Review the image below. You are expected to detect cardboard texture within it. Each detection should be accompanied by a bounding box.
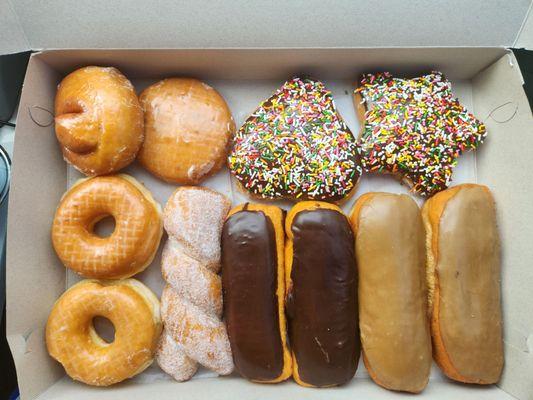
[6,56,66,399]
[0,0,29,54]
[473,53,533,400]
[515,3,533,49]
[36,376,515,400]
[6,48,533,400]
[1,0,532,54]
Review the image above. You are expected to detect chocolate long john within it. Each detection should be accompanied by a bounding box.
[221,204,292,383]
[285,202,360,387]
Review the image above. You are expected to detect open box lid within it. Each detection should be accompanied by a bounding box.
[0,0,532,54]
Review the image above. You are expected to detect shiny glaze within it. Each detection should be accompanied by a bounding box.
[287,207,359,387]
[222,210,284,381]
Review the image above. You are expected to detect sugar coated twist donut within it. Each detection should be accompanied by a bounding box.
[52,174,163,279]
[46,279,162,386]
[55,66,144,176]
[156,186,234,381]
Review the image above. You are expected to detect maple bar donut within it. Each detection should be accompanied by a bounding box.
[354,72,486,196]
[55,66,144,176]
[221,204,292,383]
[52,174,163,279]
[422,184,503,384]
[285,202,359,387]
[349,193,432,393]
[139,78,235,184]
[46,279,162,386]
[229,77,361,202]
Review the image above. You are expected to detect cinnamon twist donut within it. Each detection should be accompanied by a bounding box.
[156,187,233,381]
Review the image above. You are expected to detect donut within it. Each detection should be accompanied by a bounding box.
[46,279,161,386]
[157,186,233,381]
[55,66,144,176]
[422,184,503,384]
[354,72,486,196]
[138,78,235,184]
[221,203,292,383]
[228,77,361,202]
[349,193,432,393]
[52,174,163,279]
[285,201,359,387]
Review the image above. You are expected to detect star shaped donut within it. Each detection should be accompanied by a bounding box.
[354,71,486,196]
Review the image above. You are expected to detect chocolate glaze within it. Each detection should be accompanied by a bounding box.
[221,210,283,381]
[287,209,359,386]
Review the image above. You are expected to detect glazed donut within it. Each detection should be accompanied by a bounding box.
[156,186,234,381]
[285,202,360,387]
[422,184,503,384]
[350,193,431,393]
[46,279,162,386]
[55,66,144,176]
[52,174,163,279]
[221,204,292,383]
[139,78,235,184]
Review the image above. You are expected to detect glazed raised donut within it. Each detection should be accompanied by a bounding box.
[285,202,360,387]
[221,203,292,383]
[139,78,235,184]
[52,174,163,279]
[422,184,503,384]
[55,66,144,176]
[156,186,234,381]
[46,279,162,386]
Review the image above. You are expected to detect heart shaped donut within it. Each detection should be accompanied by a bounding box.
[228,77,361,202]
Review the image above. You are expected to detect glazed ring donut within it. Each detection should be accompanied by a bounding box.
[55,66,144,176]
[46,279,162,386]
[52,174,163,279]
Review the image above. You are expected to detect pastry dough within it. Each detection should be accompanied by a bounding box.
[221,204,292,383]
[285,201,359,387]
[51,174,162,279]
[156,187,233,381]
[422,184,503,384]
[46,279,161,386]
[55,66,144,176]
[350,192,431,393]
[139,78,234,184]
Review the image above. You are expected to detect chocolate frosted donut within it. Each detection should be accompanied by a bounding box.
[221,204,292,383]
[229,77,361,202]
[285,202,360,387]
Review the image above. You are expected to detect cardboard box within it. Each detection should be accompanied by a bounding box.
[1,2,532,399]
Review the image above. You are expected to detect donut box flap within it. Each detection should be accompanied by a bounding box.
[0,0,532,55]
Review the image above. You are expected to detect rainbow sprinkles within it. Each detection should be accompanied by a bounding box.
[355,71,486,196]
[229,77,361,201]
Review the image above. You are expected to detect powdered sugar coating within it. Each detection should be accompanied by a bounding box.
[157,186,233,380]
[156,329,198,382]
[161,286,233,375]
[162,238,222,317]
[163,187,231,269]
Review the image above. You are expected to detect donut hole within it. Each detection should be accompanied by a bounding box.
[92,316,116,344]
[92,215,116,238]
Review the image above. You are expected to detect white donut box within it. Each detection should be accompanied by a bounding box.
[1,1,532,399]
